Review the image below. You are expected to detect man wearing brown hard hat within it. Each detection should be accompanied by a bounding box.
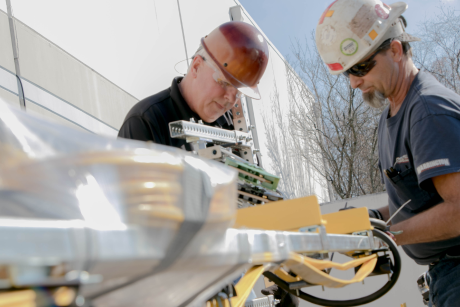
[118,21,269,150]
[118,21,300,306]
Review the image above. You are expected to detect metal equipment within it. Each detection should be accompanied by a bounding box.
[169,118,283,207]
[0,99,402,307]
[417,272,431,305]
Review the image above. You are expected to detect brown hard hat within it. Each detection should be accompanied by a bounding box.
[201,21,269,99]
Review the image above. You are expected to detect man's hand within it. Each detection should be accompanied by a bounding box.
[389,172,460,245]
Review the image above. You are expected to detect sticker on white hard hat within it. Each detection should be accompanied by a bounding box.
[341,38,358,56]
[350,4,378,38]
[375,3,389,19]
[318,0,338,25]
[321,25,337,46]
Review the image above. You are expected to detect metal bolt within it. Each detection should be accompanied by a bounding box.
[246,137,253,142]
[198,120,203,124]
[236,112,240,116]
[190,118,196,123]
[239,128,243,131]
[244,151,248,155]
[212,150,217,155]
[238,120,241,123]
[254,149,260,153]
[235,104,239,108]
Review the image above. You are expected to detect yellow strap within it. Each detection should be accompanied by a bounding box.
[273,267,301,283]
[283,253,377,288]
[231,265,265,307]
[206,265,265,307]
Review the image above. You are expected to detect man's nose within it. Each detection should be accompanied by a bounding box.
[225,86,239,105]
[349,74,363,89]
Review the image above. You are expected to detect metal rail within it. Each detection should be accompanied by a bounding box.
[169,120,253,146]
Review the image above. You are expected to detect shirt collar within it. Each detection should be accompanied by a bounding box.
[170,77,199,122]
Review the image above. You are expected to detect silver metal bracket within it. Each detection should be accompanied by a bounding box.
[169,120,253,147]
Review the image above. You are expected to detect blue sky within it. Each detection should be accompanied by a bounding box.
[239,0,459,59]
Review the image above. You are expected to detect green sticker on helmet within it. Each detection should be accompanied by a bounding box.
[340,38,358,56]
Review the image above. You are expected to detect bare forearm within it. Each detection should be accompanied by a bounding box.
[390,201,460,245]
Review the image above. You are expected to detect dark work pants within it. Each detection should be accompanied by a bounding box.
[428,254,460,307]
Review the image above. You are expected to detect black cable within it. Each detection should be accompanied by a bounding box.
[16,75,26,109]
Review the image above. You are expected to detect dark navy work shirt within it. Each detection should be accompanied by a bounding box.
[118,77,233,150]
[378,71,460,265]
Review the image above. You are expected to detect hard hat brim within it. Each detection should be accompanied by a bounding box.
[238,85,261,100]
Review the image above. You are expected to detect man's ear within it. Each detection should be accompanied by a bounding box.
[190,55,203,78]
[389,40,404,62]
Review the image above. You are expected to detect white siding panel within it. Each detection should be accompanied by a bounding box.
[0,66,17,96]
[13,18,138,130]
[0,10,15,73]
[22,78,117,137]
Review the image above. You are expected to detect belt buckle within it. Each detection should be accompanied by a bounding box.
[429,259,440,269]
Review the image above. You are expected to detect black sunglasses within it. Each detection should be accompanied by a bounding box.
[343,39,392,78]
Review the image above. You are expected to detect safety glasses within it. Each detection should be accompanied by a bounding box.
[201,56,242,101]
[343,39,392,78]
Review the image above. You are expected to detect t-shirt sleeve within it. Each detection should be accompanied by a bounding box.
[118,116,157,142]
[411,114,460,186]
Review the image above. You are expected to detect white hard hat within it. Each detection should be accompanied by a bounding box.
[316,0,420,75]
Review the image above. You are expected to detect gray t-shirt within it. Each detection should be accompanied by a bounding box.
[378,71,460,265]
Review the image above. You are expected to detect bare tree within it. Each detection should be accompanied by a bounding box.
[286,36,385,200]
[261,81,329,201]
[413,7,460,94]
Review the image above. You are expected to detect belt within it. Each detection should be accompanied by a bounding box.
[446,245,460,257]
[429,245,460,268]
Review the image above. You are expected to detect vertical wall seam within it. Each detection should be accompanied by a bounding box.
[176,0,190,68]
[6,0,26,110]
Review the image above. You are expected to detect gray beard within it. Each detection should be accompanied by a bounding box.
[362,90,388,108]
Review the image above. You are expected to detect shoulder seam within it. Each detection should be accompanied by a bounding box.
[410,113,459,130]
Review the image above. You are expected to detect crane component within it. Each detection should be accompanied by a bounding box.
[0,99,400,307]
[169,119,282,204]
[234,195,324,232]
[225,157,280,191]
[169,120,253,147]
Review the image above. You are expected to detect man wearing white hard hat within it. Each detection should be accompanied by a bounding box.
[316,1,460,306]
[118,21,269,151]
